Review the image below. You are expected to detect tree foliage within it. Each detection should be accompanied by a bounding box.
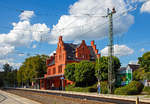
[0,72,4,87]
[64,63,76,82]
[138,51,150,72]
[134,51,150,81]
[95,56,121,81]
[65,60,96,87]
[75,60,96,87]
[17,55,48,86]
[1,63,17,87]
[3,63,13,73]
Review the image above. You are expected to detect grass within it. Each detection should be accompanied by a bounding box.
[65,84,97,93]
[144,95,150,98]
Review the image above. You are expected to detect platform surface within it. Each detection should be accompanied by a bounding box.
[0,90,41,104]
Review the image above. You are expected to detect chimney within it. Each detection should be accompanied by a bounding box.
[91,40,94,46]
[59,36,63,41]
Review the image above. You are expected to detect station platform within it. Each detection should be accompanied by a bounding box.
[0,90,41,104]
[14,88,150,103]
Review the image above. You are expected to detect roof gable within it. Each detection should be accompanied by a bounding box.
[64,42,97,61]
[128,64,140,71]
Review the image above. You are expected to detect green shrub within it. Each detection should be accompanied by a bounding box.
[65,82,109,93]
[65,84,95,92]
[114,81,144,95]
[100,81,108,94]
[143,86,150,95]
[114,87,128,95]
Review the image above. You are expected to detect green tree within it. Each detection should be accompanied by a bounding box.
[2,63,13,87]
[0,72,4,87]
[3,63,12,73]
[17,66,24,86]
[138,51,150,72]
[95,56,121,81]
[17,55,48,86]
[74,60,96,87]
[2,63,17,87]
[64,63,76,82]
[133,68,146,81]
[134,51,150,81]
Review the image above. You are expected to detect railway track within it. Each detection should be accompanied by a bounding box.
[3,88,150,104]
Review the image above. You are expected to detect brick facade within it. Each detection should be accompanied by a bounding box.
[40,36,100,90]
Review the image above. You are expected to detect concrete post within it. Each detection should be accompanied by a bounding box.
[136,97,139,104]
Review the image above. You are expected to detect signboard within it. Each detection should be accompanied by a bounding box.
[60,76,64,80]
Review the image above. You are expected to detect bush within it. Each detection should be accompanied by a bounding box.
[114,81,144,95]
[65,82,108,93]
[143,86,150,95]
[65,84,97,92]
[100,81,108,94]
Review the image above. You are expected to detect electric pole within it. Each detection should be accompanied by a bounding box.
[106,8,116,94]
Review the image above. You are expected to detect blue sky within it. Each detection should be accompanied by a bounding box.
[0,0,150,69]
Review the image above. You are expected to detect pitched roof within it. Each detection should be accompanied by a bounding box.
[64,43,97,61]
[119,67,126,71]
[128,64,140,71]
[48,59,55,66]
[64,43,79,60]
[88,46,97,61]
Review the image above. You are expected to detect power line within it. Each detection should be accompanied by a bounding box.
[80,5,137,37]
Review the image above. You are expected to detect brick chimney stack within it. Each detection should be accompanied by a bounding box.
[59,36,63,41]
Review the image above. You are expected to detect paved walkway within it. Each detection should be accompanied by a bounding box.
[0,90,41,104]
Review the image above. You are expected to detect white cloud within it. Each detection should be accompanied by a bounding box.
[32,44,37,48]
[18,53,25,57]
[0,10,51,66]
[0,44,15,56]
[0,58,22,70]
[140,48,145,52]
[19,11,34,21]
[31,23,50,42]
[49,0,135,44]
[73,40,82,44]
[101,44,134,57]
[141,0,150,13]
[0,21,50,47]
[129,60,138,64]
[0,10,51,57]
[50,51,56,56]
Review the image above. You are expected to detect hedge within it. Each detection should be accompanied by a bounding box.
[65,81,108,93]
[100,81,108,94]
[143,86,150,95]
[114,81,144,95]
[65,84,97,92]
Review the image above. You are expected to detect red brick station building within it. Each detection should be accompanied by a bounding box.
[39,36,100,90]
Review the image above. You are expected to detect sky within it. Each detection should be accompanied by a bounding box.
[0,0,150,70]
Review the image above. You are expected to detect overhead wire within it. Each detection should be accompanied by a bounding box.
[0,1,139,59]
